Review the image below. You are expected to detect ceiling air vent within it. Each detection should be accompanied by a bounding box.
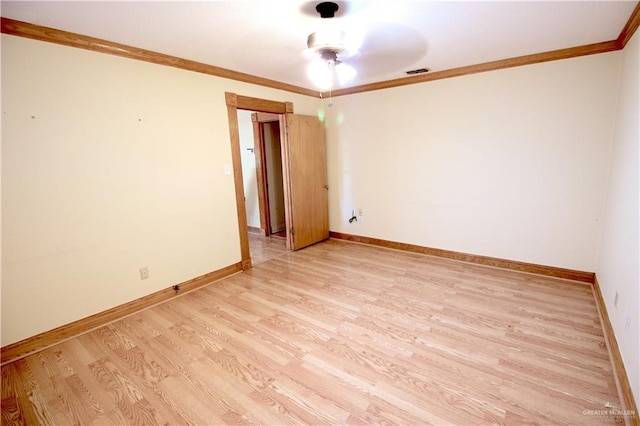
[406,68,430,75]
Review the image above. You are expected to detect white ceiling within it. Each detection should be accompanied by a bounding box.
[1,1,637,92]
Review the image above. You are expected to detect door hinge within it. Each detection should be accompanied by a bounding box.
[290,227,295,235]
[284,126,289,134]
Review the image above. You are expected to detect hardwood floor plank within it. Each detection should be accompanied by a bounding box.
[249,234,288,266]
[1,239,630,425]
[269,373,352,425]
[2,362,40,425]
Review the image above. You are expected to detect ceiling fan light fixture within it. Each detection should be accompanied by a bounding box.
[307,59,333,91]
[307,54,357,90]
[335,61,356,85]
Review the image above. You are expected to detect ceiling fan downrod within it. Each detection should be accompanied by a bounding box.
[316,2,339,18]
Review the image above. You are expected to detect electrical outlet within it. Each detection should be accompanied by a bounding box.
[348,209,358,223]
[357,208,364,224]
[139,267,149,280]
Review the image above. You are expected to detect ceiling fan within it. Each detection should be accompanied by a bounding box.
[305,1,360,91]
[304,1,429,93]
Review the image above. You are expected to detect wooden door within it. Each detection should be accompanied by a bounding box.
[283,114,329,250]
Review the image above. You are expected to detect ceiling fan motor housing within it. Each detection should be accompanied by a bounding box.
[307,30,348,54]
[308,2,347,55]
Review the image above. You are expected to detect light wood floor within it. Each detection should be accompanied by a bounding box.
[1,239,626,425]
[248,233,288,266]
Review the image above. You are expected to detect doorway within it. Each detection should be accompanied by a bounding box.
[225,92,329,271]
[240,111,288,265]
[252,113,286,238]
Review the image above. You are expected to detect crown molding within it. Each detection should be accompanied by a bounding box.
[0,17,318,98]
[328,40,620,97]
[618,1,640,48]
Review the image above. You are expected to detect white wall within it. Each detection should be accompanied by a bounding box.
[596,30,640,408]
[1,34,322,346]
[238,110,260,229]
[326,52,622,272]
